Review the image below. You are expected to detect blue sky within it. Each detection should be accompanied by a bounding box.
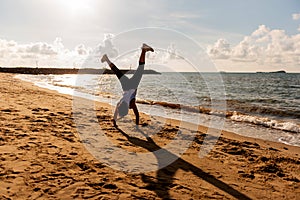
[0,0,299,72]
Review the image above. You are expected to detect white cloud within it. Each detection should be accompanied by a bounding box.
[0,35,120,67]
[207,25,300,71]
[251,25,270,37]
[207,39,231,59]
[292,13,300,20]
[94,34,118,58]
[53,37,64,51]
[0,34,178,68]
[1,28,299,72]
[164,43,182,60]
[75,44,88,55]
[0,37,90,67]
[25,42,58,55]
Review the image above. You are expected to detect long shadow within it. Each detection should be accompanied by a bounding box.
[116,126,252,200]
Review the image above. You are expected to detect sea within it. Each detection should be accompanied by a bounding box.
[16,72,300,147]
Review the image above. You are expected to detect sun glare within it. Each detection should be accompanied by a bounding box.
[60,0,92,14]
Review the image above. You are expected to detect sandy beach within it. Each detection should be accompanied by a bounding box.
[0,73,299,199]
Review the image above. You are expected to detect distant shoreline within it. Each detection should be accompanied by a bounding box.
[256,70,286,74]
[0,67,161,75]
[1,67,298,74]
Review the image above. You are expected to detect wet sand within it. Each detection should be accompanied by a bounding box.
[0,73,299,199]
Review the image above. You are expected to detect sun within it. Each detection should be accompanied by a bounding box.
[60,0,92,14]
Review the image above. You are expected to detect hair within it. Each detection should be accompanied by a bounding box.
[118,101,129,117]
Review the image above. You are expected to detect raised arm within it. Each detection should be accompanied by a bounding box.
[113,103,120,127]
[130,101,139,125]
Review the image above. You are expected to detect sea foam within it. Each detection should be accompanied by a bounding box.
[230,112,300,133]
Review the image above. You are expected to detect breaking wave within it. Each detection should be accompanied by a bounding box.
[136,99,300,133]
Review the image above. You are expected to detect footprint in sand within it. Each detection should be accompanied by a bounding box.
[46,145,62,155]
[27,163,45,174]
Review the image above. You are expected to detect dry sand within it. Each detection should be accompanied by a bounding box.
[0,73,299,199]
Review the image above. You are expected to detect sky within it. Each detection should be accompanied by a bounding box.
[0,0,300,72]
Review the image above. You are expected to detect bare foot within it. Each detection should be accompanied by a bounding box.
[101,54,108,63]
[142,43,154,52]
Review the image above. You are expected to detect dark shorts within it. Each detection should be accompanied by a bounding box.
[110,63,145,91]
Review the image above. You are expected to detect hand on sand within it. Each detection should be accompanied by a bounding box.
[142,43,154,52]
[112,119,118,128]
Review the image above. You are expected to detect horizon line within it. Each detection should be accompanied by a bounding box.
[0,66,299,73]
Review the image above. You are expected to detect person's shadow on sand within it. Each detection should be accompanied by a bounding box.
[115,126,252,200]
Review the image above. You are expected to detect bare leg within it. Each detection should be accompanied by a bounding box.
[130,100,139,125]
[139,43,154,64]
[101,54,125,80]
[130,44,154,125]
[101,54,129,91]
[129,44,154,88]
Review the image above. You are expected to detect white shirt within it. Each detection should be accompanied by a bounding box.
[120,89,137,105]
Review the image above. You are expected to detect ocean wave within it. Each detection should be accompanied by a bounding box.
[136,99,300,133]
[230,112,300,133]
[52,83,83,90]
[136,99,214,115]
[226,99,300,119]
[290,85,300,89]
